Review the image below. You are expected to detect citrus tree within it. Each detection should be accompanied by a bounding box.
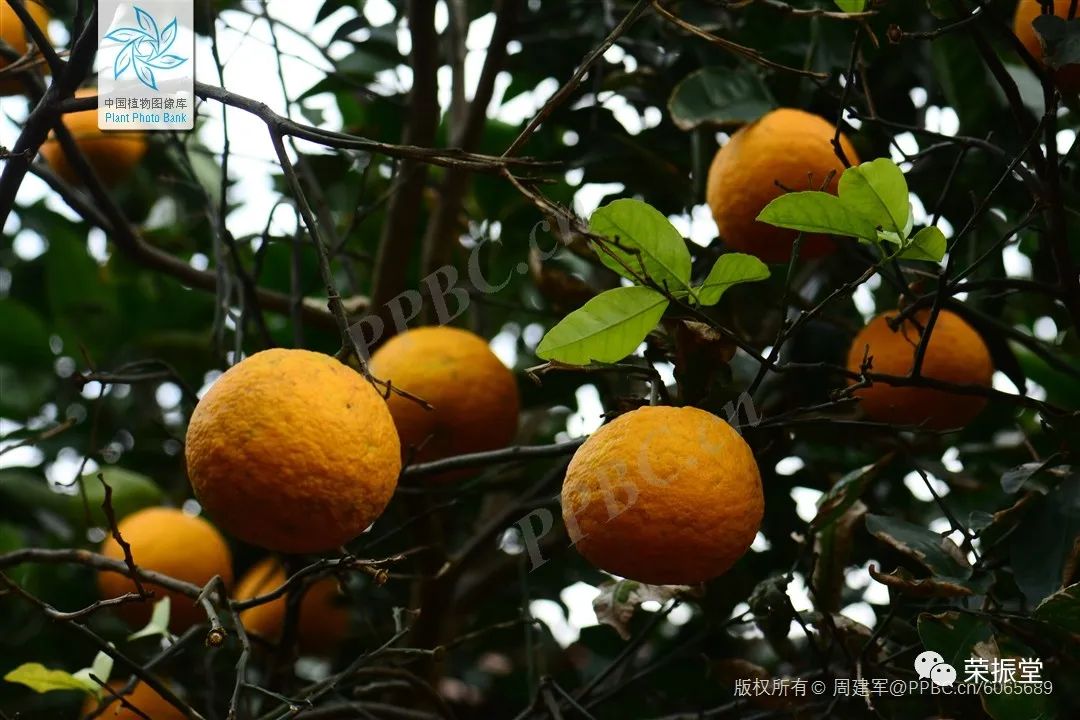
[1,1,1079,719]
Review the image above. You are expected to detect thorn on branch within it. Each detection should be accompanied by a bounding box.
[99,474,150,601]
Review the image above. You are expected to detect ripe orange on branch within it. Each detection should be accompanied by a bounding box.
[369,327,520,474]
[1013,0,1080,93]
[39,89,148,187]
[706,108,858,263]
[234,557,350,657]
[81,681,187,720]
[561,405,763,586]
[0,1,51,96]
[185,349,401,554]
[97,507,233,631]
[846,309,994,430]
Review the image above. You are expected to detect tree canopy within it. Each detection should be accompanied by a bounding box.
[1,1,1079,719]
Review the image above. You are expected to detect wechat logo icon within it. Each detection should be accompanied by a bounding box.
[914,650,956,686]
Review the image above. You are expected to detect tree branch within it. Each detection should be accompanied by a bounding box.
[504,0,651,157]
[369,0,443,337]
[0,4,97,226]
[420,0,522,282]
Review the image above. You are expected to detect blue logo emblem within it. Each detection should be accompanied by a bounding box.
[104,6,188,90]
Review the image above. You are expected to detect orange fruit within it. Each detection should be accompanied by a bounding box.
[561,405,763,585]
[706,108,859,263]
[846,309,994,430]
[234,557,350,657]
[0,1,50,96]
[185,349,401,553]
[369,327,519,473]
[97,507,233,632]
[81,680,186,720]
[1013,0,1080,93]
[39,89,147,187]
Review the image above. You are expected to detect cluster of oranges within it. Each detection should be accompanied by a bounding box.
[705,105,994,430]
[95,327,519,635]
[4,4,1050,715]
[81,5,1008,634]
[88,327,520,715]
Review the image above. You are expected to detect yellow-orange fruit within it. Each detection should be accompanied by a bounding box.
[0,1,50,96]
[369,327,519,471]
[39,89,147,187]
[185,349,401,553]
[81,680,186,720]
[97,507,233,631]
[1013,0,1080,93]
[846,309,994,430]
[234,557,350,656]
[706,108,859,263]
[561,406,763,585]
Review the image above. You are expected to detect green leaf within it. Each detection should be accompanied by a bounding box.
[749,575,795,645]
[871,566,990,597]
[811,455,893,531]
[837,159,911,238]
[1000,462,1058,495]
[589,200,691,291]
[918,611,993,671]
[0,468,164,532]
[335,43,401,81]
[1011,343,1080,409]
[931,34,1001,134]
[877,211,915,246]
[71,651,114,697]
[0,365,55,418]
[1032,15,1080,69]
[693,253,770,306]
[813,500,865,613]
[667,67,776,131]
[128,597,173,641]
[1008,474,1080,605]
[1034,582,1080,634]
[44,230,120,353]
[757,191,879,240]
[317,0,360,23]
[3,663,95,695]
[833,0,866,11]
[536,286,669,365]
[187,149,225,201]
[0,299,52,369]
[927,0,951,19]
[0,523,32,586]
[89,651,113,685]
[865,514,972,580]
[899,226,947,262]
